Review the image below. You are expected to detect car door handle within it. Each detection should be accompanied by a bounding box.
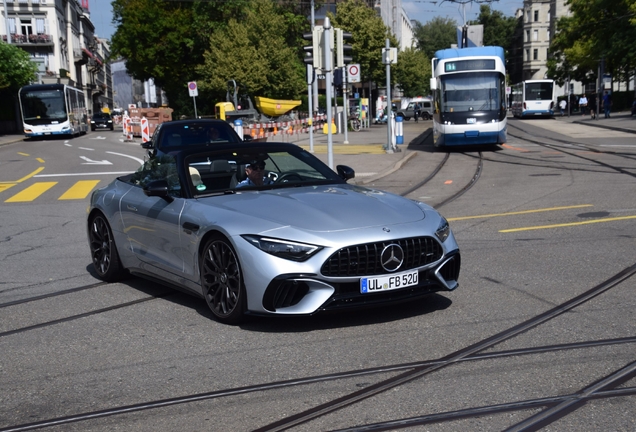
[183,222,199,232]
[127,205,138,212]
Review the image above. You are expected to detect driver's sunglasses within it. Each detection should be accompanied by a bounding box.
[248,163,265,171]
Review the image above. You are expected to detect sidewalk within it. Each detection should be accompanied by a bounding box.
[553,110,636,134]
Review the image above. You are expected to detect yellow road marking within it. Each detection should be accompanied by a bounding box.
[16,167,45,183]
[500,215,636,233]
[447,204,594,221]
[5,182,57,202]
[17,152,29,156]
[36,158,45,163]
[298,145,386,154]
[0,184,16,193]
[58,180,101,200]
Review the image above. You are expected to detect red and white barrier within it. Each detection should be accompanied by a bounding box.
[140,117,150,144]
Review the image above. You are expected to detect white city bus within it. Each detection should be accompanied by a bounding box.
[18,84,89,137]
[511,79,555,118]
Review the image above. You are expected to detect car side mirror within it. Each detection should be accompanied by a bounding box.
[336,165,355,182]
[243,135,253,142]
[143,180,173,202]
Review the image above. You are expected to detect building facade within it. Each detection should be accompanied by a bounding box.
[0,0,113,115]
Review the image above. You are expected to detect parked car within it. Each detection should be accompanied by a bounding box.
[90,112,114,131]
[87,141,461,324]
[397,98,433,121]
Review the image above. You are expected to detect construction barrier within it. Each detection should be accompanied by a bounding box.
[239,114,327,140]
[122,115,134,142]
[140,117,150,144]
[395,115,403,145]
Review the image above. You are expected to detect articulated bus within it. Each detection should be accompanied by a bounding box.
[511,79,555,118]
[430,46,507,147]
[18,84,89,138]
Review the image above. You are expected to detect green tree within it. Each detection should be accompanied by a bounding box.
[470,5,518,51]
[413,17,458,60]
[548,0,636,89]
[0,42,38,90]
[109,0,248,115]
[197,0,306,100]
[329,0,399,85]
[393,48,431,97]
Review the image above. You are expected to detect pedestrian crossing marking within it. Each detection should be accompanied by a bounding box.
[5,182,57,203]
[58,180,100,200]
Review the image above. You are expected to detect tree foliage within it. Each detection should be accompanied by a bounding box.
[110,0,251,114]
[470,5,518,50]
[413,17,458,60]
[548,0,636,87]
[0,42,38,90]
[393,48,431,97]
[197,0,306,100]
[329,0,399,84]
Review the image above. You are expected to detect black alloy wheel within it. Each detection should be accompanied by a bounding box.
[200,235,246,324]
[89,214,127,281]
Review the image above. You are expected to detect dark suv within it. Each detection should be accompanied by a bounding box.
[91,112,114,131]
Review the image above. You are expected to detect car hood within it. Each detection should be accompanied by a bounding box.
[198,184,426,232]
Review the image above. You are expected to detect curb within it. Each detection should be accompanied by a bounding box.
[572,119,636,135]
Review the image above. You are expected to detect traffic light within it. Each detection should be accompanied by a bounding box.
[303,26,324,73]
[335,28,353,68]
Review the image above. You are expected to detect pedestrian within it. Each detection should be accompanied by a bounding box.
[559,99,567,116]
[602,91,612,118]
[578,94,588,116]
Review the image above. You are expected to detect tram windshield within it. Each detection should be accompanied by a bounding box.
[440,72,505,113]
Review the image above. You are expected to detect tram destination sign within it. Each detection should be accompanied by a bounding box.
[445,59,496,72]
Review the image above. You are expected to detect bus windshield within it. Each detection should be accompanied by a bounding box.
[440,72,504,113]
[525,82,553,100]
[20,89,68,124]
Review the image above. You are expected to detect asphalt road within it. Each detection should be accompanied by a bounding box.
[0,119,635,431]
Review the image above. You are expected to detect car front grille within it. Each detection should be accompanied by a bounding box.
[320,236,443,277]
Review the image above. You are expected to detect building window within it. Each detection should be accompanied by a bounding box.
[533,49,538,60]
[533,30,538,41]
[527,10,531,23]
[526,30,530,42]
[534,10,539,22]
[547,29,550,41]
[526,49,530,61]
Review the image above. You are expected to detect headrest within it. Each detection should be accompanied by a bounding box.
[211,159,231,173]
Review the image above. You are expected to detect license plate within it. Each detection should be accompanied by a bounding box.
[467,118,476,124]
[360,269,419,293]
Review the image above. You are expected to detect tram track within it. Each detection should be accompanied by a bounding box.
[2,263,634,432]
[0,281,172,338]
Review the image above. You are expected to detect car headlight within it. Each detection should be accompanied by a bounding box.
[242,235,322,262]
[435,217,450,242]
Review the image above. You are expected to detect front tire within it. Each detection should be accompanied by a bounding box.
[89,214,127,281]
[200,235,246,324]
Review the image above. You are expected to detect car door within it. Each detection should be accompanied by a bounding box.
[119,155,187,276]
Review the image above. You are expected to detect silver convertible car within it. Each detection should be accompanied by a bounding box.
[87,142,460,324]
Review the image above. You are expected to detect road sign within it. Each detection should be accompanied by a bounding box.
[188,81,198,97]
[347,64,360,83]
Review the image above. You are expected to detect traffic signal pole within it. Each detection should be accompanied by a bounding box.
[323,17,334,169]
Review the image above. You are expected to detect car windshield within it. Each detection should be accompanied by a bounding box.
[92,113,111,119]
[184,147,344,196]
[158,122,240,150]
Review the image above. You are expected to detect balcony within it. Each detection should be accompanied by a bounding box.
[2,34,54,46]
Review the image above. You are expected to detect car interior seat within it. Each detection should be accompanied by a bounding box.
[189,166,203,187]
[229,164,247,188]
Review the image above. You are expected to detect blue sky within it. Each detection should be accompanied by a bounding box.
[88,0,524,41]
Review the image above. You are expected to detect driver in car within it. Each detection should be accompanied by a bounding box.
[236,160,274,188]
